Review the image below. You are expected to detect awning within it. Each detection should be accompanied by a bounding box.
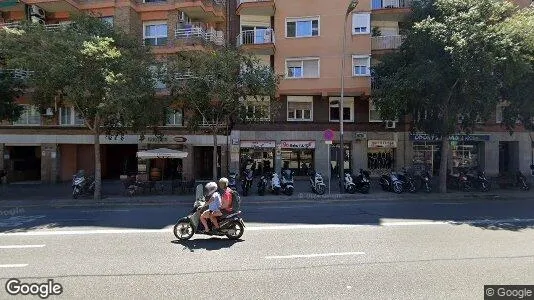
[136,148,188,159]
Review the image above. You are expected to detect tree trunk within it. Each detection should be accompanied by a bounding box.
[213,131,218,181]
[94,129,102,200]
[438,136,450,193]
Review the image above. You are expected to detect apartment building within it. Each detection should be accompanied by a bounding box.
[232,0,534,179]
[0,0,229,183]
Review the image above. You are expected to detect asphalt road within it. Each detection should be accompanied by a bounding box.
[1,198,534,299]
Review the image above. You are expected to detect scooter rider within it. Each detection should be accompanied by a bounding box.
[199,182,222,233]
[218,177,233,214]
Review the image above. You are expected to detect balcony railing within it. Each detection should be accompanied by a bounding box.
[372,0,412,9]
[371,35,405,50]
[237,0,272,5]
[175,26,225,46]
[0,21,73,31]
[236,28,275,47]
[0,69,34,80]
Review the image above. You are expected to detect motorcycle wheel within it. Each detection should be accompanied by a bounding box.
[173,221,194,240]
[316,184,326,195]
[424,182,432,193]
[225,220,244,240]
[393,182,403,194]
[480,182,489,192]
[258,188,265,196]
[347,185,356,194]
[285,187,294,196]
[360,184,370,194]
[520,180,530,191]
[462,182,472,192]
[72,187,80,199]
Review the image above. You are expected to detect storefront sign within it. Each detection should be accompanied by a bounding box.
[354,132,367,140]
[281,141,316,149]
[240,141,276,149]
[368,140,397,148]
[143,136,187,144]
[231,138,239,145]
[409,134,490,142]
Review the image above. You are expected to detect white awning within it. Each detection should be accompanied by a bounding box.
[136,148,188,159]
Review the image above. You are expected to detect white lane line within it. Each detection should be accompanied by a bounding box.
[265,252,365,259]
[0,244,45,249]
[81,209,131,213]
[0,264,28,268]
[433,202,467,205]
[1,218,534,236]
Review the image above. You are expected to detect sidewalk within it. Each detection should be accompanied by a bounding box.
[1,179,533,208]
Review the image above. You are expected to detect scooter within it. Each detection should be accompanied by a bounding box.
[241,168,254,196]
[447,169,471,191]
[173,184,245,241]
[466,168,490,192]
[280,169,295,196]
[269,172,281,195]
[418,169,432,193]
[257,173,268,196]
[353,169,371,194]
[379,171,403,194]
[517,170,530,191]
[72,170,95,199]
[309,170,326,195]
[398,168,417,193]
[343,172,357,194]
[228,172,238,191]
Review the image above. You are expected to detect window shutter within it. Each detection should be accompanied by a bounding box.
[352,13,370,34]
[303,60,319,77]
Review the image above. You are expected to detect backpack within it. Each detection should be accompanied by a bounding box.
[230,189,241,212]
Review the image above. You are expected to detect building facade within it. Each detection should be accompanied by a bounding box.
[232,0,534,180]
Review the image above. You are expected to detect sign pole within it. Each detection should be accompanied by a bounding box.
[328,143,331,195]
[324,129,335,195]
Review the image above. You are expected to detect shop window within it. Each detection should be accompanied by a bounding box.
[287,96,313,121]
[330,144,352,177]
[451,142,480,172]
[240,148,275,176]
[412,143,441,175]
[329,97,354,122]
[367,149,395,175]
[281,149,314,176]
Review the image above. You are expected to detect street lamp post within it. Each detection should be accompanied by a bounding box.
[339,0,359,192]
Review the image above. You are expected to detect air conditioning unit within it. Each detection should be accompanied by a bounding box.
[178,11,189,23]
[29,5,46,19]
[385,120,396,129]
[44,108,54,116]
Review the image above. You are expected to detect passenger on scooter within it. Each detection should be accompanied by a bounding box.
[218,177,233,213]
[199,182,222,233]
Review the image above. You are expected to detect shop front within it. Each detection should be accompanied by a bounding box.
[239,140,276,176]
[280,140,315,177]
[367,140,396,176]
[330,143,351,178]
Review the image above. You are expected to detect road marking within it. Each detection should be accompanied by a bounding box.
[0,244,45,249]
[433,202,467,205]
[0,264,28,268]
[81,209,131,213]
[265,252,365,259]
[1,218,534,236]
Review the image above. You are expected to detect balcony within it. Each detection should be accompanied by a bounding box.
[371,35,405,51]
[0,21,74,31]
[236,28,275,55]
[372,0,412,21]
[236,0,275,16]
[22,0,81,13]
[178,0,226,22]
[175,26,225,46]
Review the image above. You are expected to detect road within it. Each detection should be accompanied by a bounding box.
[1,197,534,299]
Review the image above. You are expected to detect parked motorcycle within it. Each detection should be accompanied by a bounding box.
[417,169,432,193]
[353,169,371,194]
[257,173,268,196]
[228,172,238,191]
[269,172,281,195]
[280,169,295,196]
[397,168,417,193]
[517,170,530,191]
[379,171,404,194]
[309,170,326,195]
[343,172,357,194]
[447,169,471,191]
[465,168,490,192]
[72,170,95,199]
[173,184,244,241]
[241,168,254,196]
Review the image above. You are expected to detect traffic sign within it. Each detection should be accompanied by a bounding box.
[324,129,334,142]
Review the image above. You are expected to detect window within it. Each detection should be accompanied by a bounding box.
[286,17,319,38]
[59,107,85,126]
[100,17,114,26]
[241,26,270,44]
[166,109,183,126]
[13,105,41,125]
[286,58,319,79]
[352,55,370,76]
[149,65,166,90]
[245,96,271,121]
[329,97,354,122]
[287,96,313,121]
[143,22,167,46]
[369,101,382,122]
[352,13,370,34]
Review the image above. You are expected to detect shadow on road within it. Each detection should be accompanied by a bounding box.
[171,238,244,252]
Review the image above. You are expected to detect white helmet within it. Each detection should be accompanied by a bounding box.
[205,182,218,196]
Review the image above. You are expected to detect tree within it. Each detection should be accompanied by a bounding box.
[0,70,23,123]
[1,15,165,199]
[371,0,528,192]
[162,48,279,180]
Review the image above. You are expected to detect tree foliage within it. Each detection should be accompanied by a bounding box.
[0,70,23,122]
[1,14,165,198]
[161,48,279,179]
